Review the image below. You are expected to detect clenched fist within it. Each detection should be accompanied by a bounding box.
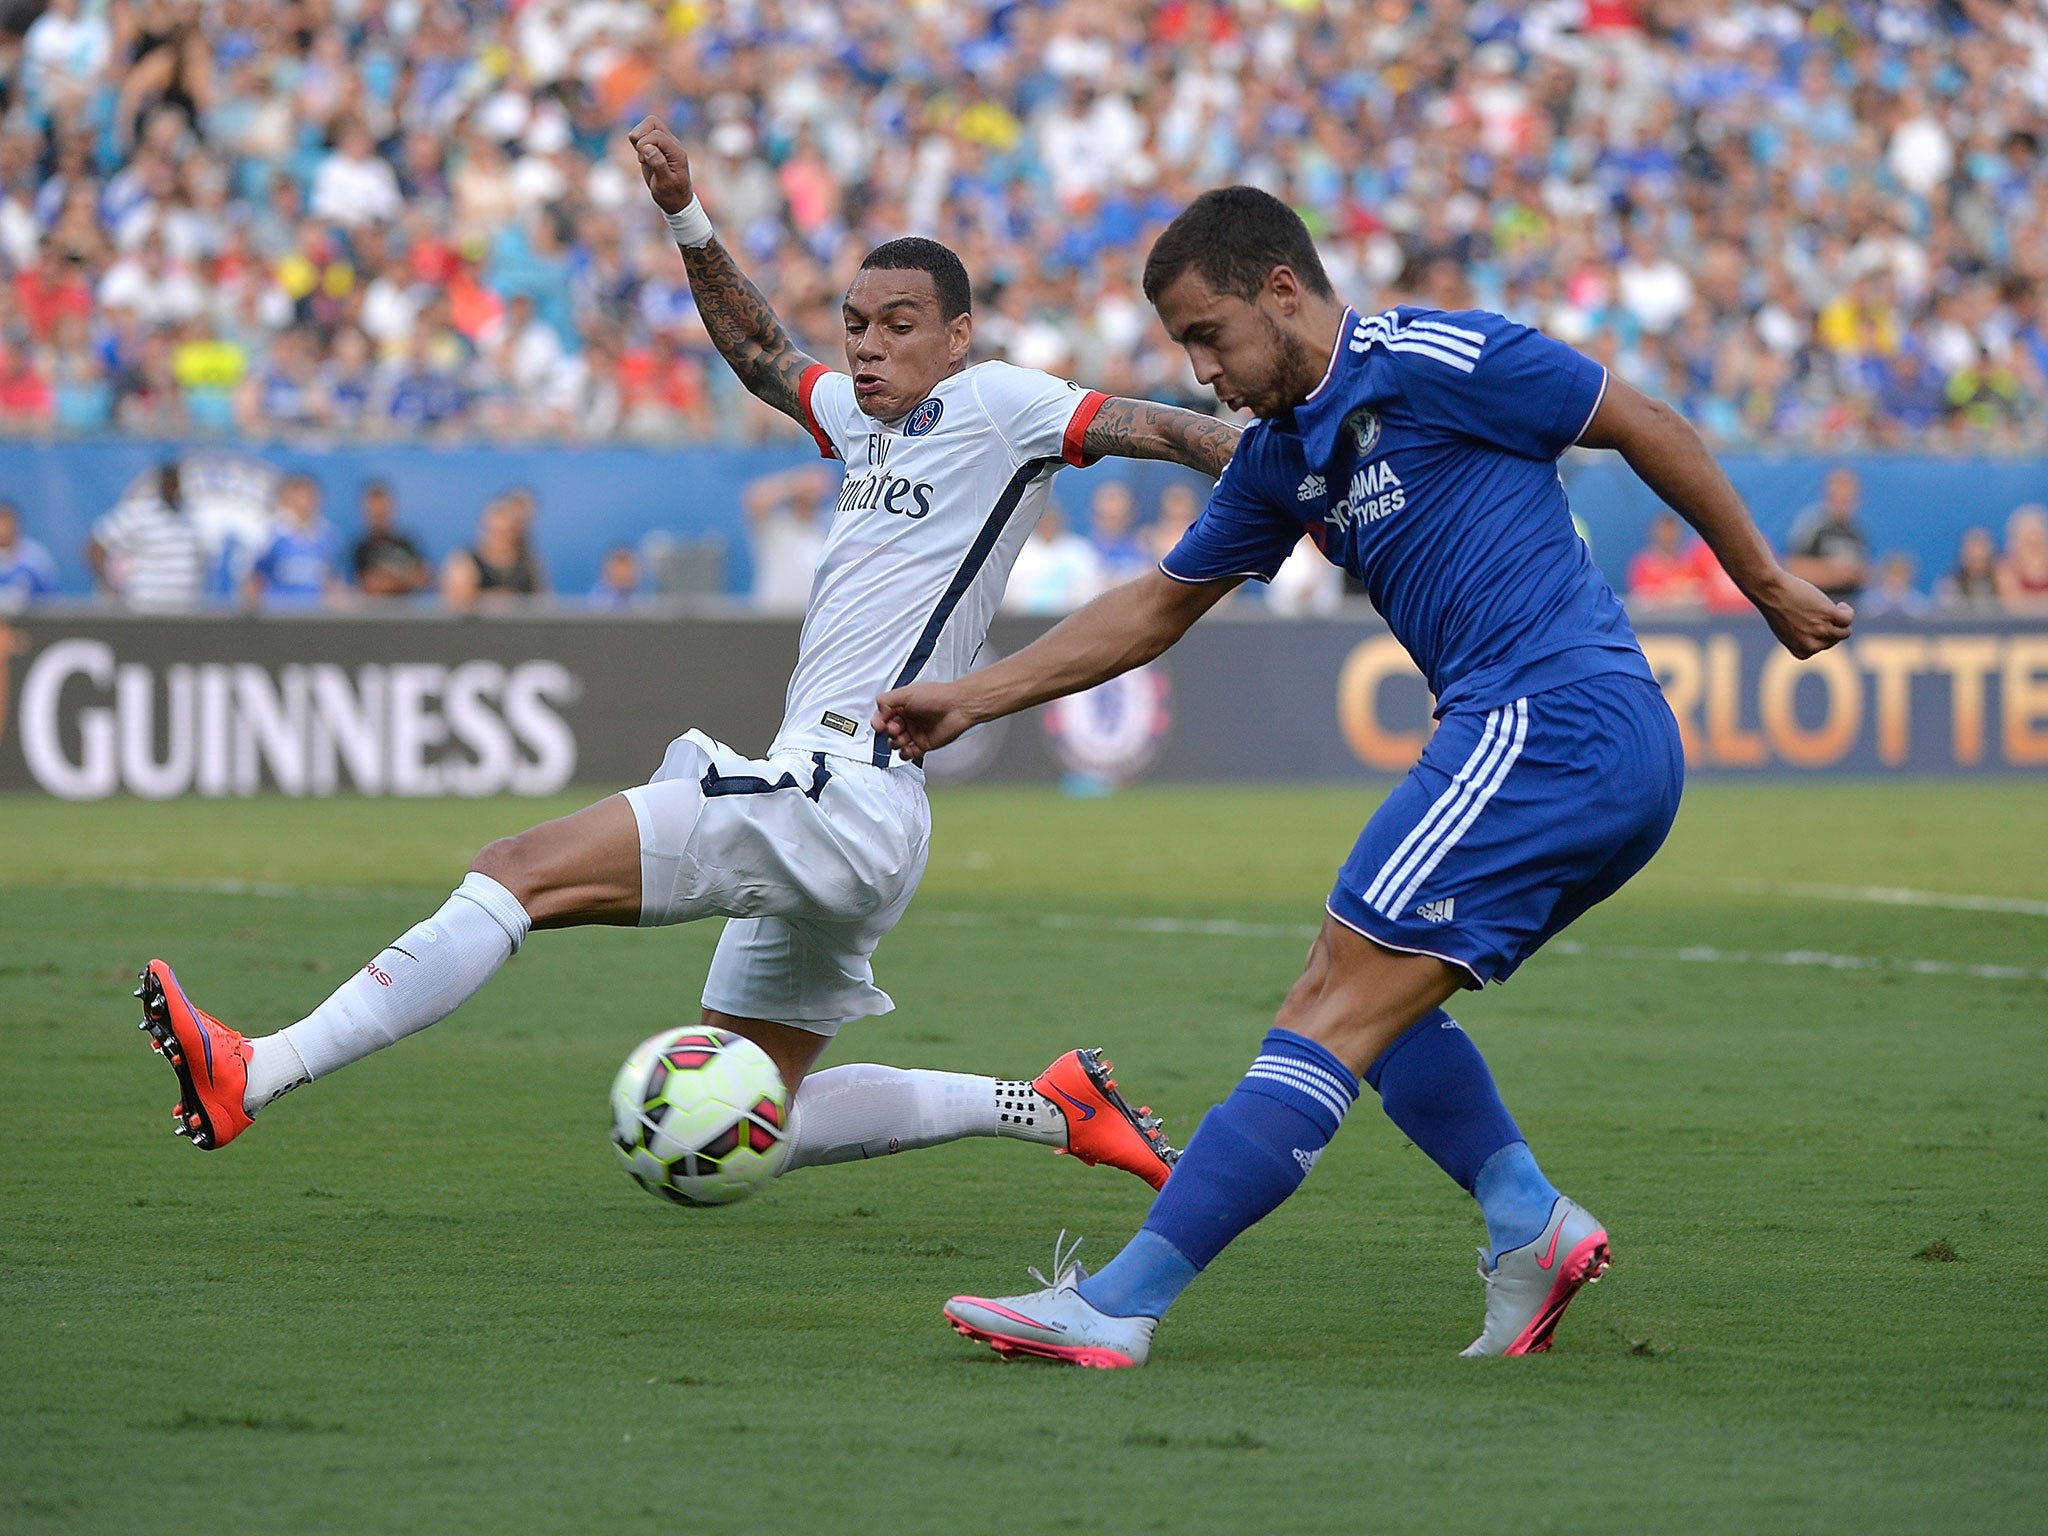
[628,117,694,215]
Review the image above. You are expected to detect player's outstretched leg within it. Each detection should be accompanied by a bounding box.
[132,798,635,1146]
[783,1049,1176,1189]
[1365,1011,1608,1355]
[944,919,1470,1366]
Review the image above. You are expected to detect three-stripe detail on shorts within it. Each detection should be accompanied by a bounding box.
[1363,697,1529,919]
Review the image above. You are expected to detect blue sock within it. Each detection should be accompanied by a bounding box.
[1471,1141,1560,1264]
[1365,1010,1558,1263]
[1079,1028,1357,1319]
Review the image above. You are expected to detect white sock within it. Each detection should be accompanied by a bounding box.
[252,873,532,1112]
[243,1034,311,1114]
[782,1066,1067,1170]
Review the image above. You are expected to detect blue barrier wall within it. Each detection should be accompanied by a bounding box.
[3,438,2042,600]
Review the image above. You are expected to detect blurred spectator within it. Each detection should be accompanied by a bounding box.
[442,497,542,614]
[246,474,341,611]
[743,464,829,615]
[1785,469,1871,607]
[588,545,646,611]
[1864,554,1929,619]
[1087,481,1151,584]
[350,481,432,600]
[1267,536,1344,617]
[0,500,58,611]
[1683,537,1752,615]
[1996,504,2048,612]
[86,462,203,611]
[1626,511,1703,610]
[1144,483,1202,566]
[1004,503,1104,615]
[1936,527,2004,611]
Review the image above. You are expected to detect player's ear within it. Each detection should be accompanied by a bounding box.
[947,312,972,364]
[1266,264,1302,316]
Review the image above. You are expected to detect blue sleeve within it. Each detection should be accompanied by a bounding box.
[1388,311,1607,460]
[1158,430,1301,585]
[251,534,280,582]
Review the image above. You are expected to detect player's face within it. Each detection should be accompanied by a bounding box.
[841,270,972,422]
[1153,269,1319,419]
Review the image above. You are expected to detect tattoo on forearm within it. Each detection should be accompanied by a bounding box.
[1084,399,1241,476]
[678,237,817,422]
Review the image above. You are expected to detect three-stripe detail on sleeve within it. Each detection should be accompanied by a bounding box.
[1348,311,1488,374]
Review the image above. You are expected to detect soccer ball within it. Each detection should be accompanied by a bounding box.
[609,1027,791,1206]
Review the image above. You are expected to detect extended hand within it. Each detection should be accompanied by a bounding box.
[873,683,980,763]
[628,117,694,215]
[1757,569,1854,659]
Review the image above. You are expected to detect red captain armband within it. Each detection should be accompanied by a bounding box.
[797,364,839,459]
[1062,389,1110,467]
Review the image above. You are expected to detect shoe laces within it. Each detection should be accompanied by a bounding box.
[1026,1228,1086,1291]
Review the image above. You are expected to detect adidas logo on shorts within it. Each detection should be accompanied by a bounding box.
[1415,897,1455,925]
[1293,1146,1323,1176]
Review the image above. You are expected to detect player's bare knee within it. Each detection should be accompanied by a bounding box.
[470,831,545,905]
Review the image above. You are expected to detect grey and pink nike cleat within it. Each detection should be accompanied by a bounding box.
[1461,1196,1610,1357]
[944,1232,1156,1369]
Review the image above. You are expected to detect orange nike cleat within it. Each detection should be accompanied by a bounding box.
[135,960,254,1151]
[1035,1048,1178,1191]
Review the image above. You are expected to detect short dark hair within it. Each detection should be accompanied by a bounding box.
[1142,186,1334,306]
[858,237,972,321]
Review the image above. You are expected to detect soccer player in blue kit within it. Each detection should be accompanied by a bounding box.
[876,187,1854,1366]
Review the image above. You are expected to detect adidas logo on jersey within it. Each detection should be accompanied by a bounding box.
[1293,1146,1323,1176]
[1296,474,1326,502]
[1415,896,1455,925]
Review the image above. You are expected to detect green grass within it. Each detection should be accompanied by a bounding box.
[2,782,2045,1534]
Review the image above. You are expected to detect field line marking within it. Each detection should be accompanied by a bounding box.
[1719,880,2048,918]
[916,910,2048,984]
[10,879,2042,984]
[0,875,430,902]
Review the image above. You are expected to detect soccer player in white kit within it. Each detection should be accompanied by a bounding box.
[130,116,1240,1195]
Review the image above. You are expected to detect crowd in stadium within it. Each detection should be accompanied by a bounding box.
[0,0,2042,453]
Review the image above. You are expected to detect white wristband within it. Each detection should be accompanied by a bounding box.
[665,196,714,248]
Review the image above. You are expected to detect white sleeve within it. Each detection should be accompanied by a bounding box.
[971,362,1109,468]
[797,366,861,461]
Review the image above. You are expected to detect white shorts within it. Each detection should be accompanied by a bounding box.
[621,730,931,1035]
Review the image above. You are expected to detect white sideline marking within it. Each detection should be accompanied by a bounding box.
[916,911,2048,984]
[2,875,423,902]
[10,879,2041,984]
[1721,880,2048,919]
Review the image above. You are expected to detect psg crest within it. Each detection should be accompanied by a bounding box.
[1347,408,1381,455]
[903,397,944,436]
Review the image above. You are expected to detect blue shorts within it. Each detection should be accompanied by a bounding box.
[1328,672,1683,987]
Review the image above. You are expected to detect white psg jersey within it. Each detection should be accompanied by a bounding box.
[770,359,1107,767]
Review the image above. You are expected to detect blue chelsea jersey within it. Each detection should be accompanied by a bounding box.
[1162,307,1657,716]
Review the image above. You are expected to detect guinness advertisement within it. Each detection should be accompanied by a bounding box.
[0,613,2042,800]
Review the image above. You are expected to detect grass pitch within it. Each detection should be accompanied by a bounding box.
[2,781,2044,1534]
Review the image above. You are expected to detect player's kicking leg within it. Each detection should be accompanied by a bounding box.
[945,920,1600,1362]
[133,751,1173,1185]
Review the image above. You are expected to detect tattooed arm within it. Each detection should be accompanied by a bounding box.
[630,115,819,424]
[1082,397,1240,477]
